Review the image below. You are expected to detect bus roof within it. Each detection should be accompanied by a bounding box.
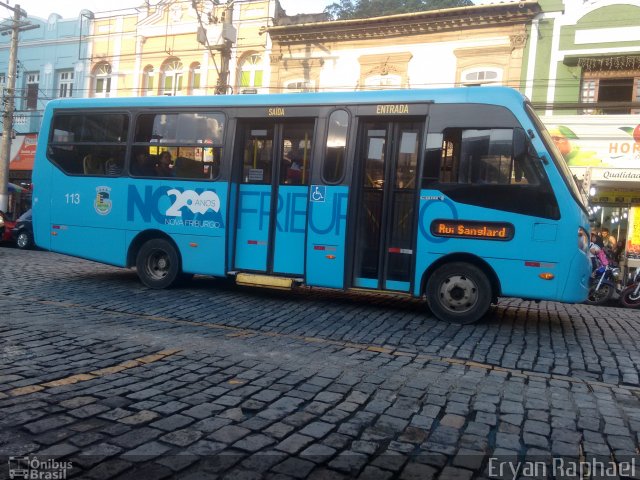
[44,86,527,111]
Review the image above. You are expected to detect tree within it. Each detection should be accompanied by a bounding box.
[324,0,474,20]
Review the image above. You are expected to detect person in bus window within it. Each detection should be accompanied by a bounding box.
[156,151,175,177]
[132,152,155,176]
[284,143,304,185]
[105,158,123,176]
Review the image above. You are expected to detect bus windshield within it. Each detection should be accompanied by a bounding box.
[525,103,587,211]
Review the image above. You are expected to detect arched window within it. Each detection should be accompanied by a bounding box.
[142,65,154,96]
[160,59,183,96]
[93,62,112,98]
[189,62,202,95]
[460,68,502,86]
[239,53,263,93]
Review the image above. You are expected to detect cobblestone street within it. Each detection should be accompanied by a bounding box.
[1,247,640,479]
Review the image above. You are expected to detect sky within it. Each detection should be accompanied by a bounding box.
[0,0,336,19]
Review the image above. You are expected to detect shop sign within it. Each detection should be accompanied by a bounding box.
[590,188,640,204]
[590,168,640,182]
[542,115,640,169]
[9,133,37,171]
[627,207,640,256]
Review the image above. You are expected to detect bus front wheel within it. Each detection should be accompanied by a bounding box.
[136,238,180,289]
[426,262,492,324]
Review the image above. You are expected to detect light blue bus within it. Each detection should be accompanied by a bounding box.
[32,87,591,324]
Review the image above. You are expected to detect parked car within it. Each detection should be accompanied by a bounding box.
[0,210,16,244]
[11,209,33,249]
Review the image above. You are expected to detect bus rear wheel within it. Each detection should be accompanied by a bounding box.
[136,238,180,289]
[426,262,492,324]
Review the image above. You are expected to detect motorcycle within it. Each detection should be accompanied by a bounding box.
[585,264,620,305]
[620,268,640,308]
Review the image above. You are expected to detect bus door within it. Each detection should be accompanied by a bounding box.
[234,120,314,275]
[352,120,422,292]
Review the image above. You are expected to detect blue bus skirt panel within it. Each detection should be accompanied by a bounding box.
[414,190,586,303]
[306,186,349,289]
[273,185,309,275]
[48,174,128,267]
[562,250,591,303]
[126,181,228,276]
[32,162,52,252]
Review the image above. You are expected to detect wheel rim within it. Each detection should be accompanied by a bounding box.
[144,249,171,281]
[627,289,640,302]
[438,274,479,313]
[17,233,28,248]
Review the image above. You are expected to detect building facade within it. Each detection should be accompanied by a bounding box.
[266,2,540,93]
[86,0,279,99]
[0,9,92,191]
[522,0,640,272]
[523,0,640,114]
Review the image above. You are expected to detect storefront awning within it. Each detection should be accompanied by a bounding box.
[9,133,37,171]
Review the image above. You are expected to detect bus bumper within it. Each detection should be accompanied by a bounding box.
[561,250,590,303]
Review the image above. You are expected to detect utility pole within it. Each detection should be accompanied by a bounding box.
[0,3,38,213]
[215,2,234,95]
[194,0,236,95]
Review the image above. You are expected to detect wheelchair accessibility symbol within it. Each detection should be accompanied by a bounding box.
[310,185,326,203]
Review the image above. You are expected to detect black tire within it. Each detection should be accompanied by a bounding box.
[585,283,613,305]
[136,238,180,289]
[620,285,640,308]
[426,262,492,324]
[16,230,32,250]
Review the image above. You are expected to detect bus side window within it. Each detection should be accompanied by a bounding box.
[322,110,349,184]
[421,133,443,188]
[132,112,225,180]
[48,113,129,176]
[422,128,542,187]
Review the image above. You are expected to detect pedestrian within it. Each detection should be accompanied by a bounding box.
[591,228,604,248]
[590,232,610,269]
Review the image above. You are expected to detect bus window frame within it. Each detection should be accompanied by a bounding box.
[130,109,228,182]
[46,109,131,177]
[321,108,352,186]
[421,103,560,220]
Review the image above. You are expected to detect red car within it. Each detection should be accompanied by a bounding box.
[0,211,17,243]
